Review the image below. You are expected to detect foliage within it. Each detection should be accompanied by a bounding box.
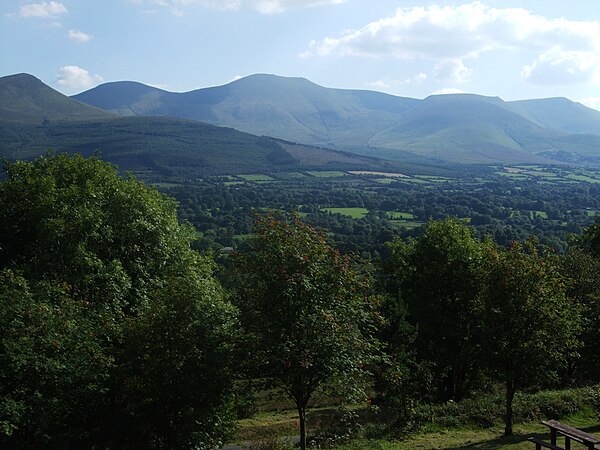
[0,154,238,449]
[481,240,581,435]
[109,262,238,449]
[560,248,600,383]
[0,269,114,448]
[233,213,380,449]
[0,152,195,311]
[382,219,487,402]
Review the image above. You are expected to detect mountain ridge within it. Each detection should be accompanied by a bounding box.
[0,73,421,176]
[71,73,600,165]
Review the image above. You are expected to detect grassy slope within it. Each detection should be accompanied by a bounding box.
[0,116,411,176]
[0,73,113,123]
[72,76,600,166]
[231,386,600,450]
[75,74,421,148]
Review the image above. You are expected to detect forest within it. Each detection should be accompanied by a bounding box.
[1,154,600,450]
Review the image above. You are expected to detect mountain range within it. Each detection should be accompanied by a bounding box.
[2,72,600,173]
[73,73,600,165]
[0,73,407,176]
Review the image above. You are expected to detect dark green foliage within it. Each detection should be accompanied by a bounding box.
[0,270,114,448]
[410,386,597,431]
[563,233,600,383]
[0,153,192,311]
[111,268,238,450]
[383,219,486,402]
[481,240,581,435]
[233,213,380,450]
[0,154,237,449]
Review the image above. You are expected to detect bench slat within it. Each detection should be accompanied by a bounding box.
[528,436,565,450]
[542,420,600,445]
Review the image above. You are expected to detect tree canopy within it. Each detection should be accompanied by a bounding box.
[233,213,380,450]
[0,154,237,449]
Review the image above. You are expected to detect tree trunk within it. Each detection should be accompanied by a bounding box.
[504,379,516,436]
[297,404,307,450]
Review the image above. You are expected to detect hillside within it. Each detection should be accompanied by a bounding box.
[0,74,413,176]
[0,73,114,123]
[73,74,600,165]
[74,74,420,147]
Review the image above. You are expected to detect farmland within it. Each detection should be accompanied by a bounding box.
[161,165,600,257]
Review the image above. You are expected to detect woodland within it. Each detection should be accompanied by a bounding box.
[1,154,599,450]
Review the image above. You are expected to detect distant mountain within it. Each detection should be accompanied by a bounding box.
[73,74,600,165]
[0,73,411,176]
[0,73,114,123]
[74,74,420,147]
[505,97,600,136]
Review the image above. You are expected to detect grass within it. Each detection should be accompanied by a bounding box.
[239,174,275,182]
[322,207,369,219]
[566,174,600,184]
[375,178,397,184]
[389,220,424,230]
[387,211,416,220]
[231,385,600,449]
[307,171,348,178]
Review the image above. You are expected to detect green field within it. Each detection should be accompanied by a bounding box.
[308,171,348,178]
[239,174,275,182]
[566,173,600,183]
[322,207,369,219]
[387,211,416,220]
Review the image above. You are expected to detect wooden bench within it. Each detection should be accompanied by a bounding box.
[528,436,566,450]
[541,420,600,450]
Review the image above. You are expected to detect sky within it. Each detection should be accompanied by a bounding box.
[2,0,600,110]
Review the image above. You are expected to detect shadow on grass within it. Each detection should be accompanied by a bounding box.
[444,431,546,449]
[444,423,600,450]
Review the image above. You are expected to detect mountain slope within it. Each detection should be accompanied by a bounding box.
[74,74,420,147]
[73,74,600,165]
[0,73,411,176]
[505,97,600,136]
[0,73,114,123]
[369,94,565,164]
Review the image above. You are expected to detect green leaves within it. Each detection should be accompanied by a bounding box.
[233,213,380,449]
[0,154,238,449]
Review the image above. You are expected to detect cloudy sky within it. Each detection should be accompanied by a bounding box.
[2,0,600,109]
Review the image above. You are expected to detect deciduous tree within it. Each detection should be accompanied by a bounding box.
[481,241,580,436]
[233,213,379,450]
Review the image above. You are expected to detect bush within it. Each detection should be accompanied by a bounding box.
[387,385,598,437]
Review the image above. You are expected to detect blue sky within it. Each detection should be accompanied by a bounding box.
[2,0,600,109]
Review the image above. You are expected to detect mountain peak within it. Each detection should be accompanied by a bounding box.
[0,72,114,123]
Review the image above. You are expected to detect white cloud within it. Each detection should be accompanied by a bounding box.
[304,1,600,87]
[247,0,346,15]
[19,1,67,18]
[56,66,103,92]
[366,73,427,90]
[430,88,468,95]
[228,74,244,83]
[433,59,472,83]
[68,29,93,43]
[129,0,345,15]
[522,49,599,85]
[578,97,600,112]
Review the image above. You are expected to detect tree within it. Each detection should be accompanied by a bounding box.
[382,218,486,401]
[0,269,114,448]
[0,154,237,449]
[112,262,238,450]
[0,153,194,311]
[233,213,379,450]
[481,241,580,436]
[561,246,600,383]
